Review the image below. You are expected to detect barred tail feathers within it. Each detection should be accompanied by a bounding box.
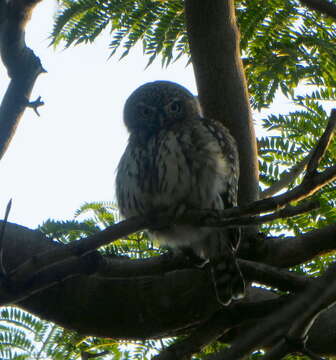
[201,229,245,306]
[210,253,245,306]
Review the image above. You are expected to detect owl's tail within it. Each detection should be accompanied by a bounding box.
[210,252,245,306]
[199,229,245,306]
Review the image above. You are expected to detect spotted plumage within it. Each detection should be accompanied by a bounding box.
[116,80,244,305]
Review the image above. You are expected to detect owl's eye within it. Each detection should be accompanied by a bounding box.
[167,100,182,113]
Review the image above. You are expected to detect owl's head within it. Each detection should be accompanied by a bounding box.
[123,81,200,135]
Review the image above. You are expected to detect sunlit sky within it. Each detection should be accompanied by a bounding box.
[0,0,294,229]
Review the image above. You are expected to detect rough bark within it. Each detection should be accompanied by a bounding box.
[185,0,259,206]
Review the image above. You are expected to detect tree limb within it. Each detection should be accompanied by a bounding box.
[260,156,310,199]
[261,222,336,267]
[181,200,319,228]
[299,0,336,20]
[184,0,259,207]
[0,0,46,160]
[212,263,336,360]
[153,293,289,360]
[1,221,336,355]
[263,264,336,360]
[304,108,336,179]
[3,200,318,304]
[239,259,309,292]
[0,198,12,275]
[260,104,335,198]
[217,164,336,219]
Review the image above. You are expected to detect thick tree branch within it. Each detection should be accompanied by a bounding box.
[153,294,289,360]
[0,0,46,160]
[263,265,336,360]
[300,0,336,20]
[2,222,336,356]
[2,200,318,305]
[185,0,259,207]
[239,260,309,292]
[261,222,336,267]
[206,263,336,360]
[8,216,150,286]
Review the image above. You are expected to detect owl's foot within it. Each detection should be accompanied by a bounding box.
[210,255,245,306]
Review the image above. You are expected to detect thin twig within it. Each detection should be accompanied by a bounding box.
[182,200,320,228]
[304,109,336,179]
[0,199,12,275]
[215,164,336,219]
[261,156,310,199]
[261,108,336,201]
[27,96,44,116]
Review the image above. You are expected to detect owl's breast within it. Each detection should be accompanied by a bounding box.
[115,129,192,218]
[116,119,237,219]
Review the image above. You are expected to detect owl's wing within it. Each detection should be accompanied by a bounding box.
[199,118,241,250]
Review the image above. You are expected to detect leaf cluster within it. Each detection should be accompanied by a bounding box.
[52,0,187,67]
[259,94,336,237]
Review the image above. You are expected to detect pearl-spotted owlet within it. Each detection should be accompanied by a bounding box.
[116,80,245,305]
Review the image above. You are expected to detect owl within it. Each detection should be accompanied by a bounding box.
[116,80,244,305]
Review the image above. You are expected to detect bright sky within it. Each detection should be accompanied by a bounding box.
[0,0,293,229]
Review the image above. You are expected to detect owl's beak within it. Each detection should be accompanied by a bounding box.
[158,113,166,127]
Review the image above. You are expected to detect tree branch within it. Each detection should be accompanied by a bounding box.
[153,293,289,360]
[261,222,336,267]
[263,264,336,360]
[208,263,336,360]
[239,260,309,293]
[6,216,150,290]
[216,164,336,219]
[299,0,336,20]
[0,0,46,160]
[304,109,336,177]
[0,198,12,275]
[2,221,336,355]
[3,199,318,305]
[181,200,319,229]
[261,107,335,198]
[184,0,259,207]
[260,156,310,199]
